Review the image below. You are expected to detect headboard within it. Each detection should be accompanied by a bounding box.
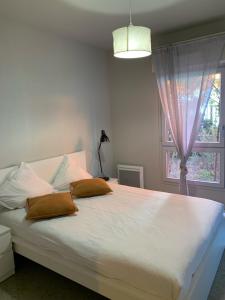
[0,151,87,184]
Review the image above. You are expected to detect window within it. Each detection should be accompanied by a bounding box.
[162,70,225,187]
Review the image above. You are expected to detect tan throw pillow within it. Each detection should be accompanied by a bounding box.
[26,192,78,220]
[70,178,112,198]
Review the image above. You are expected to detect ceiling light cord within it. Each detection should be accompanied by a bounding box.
[129,0,133,25]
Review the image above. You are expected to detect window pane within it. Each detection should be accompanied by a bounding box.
[165,73,221,143]
[196,73,221,143]
[166,150,221,183]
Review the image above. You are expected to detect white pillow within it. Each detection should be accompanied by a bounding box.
[0,162,55,209]
[52,155,92,190]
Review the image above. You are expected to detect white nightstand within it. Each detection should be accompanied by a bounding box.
[108,178,118,184]
[0,225,15,283]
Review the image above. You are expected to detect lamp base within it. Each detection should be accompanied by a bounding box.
[98,176,109,181]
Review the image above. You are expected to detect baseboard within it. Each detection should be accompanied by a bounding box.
[0,269,15,283]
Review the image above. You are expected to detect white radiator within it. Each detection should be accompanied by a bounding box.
[117,164,144,188]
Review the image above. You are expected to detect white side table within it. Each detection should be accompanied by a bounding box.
[108,178,118,184]
[0,225,15,282]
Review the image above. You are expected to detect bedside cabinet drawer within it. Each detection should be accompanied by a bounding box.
[0,250,15,283]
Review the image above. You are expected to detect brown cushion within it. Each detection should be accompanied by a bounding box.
[26,192,78,220]
[70,178,112,198]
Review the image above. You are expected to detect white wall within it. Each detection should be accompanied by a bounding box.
[0,17,113,176]
[109,58,162,191]
[109,20,225,204]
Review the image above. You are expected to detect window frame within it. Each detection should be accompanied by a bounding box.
[162,67,225,188]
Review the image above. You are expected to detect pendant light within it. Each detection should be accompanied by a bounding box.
[112,1,151,59]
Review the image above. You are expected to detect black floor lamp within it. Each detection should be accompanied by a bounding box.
[98,130,110,181]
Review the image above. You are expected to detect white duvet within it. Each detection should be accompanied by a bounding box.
[0,184,224,300]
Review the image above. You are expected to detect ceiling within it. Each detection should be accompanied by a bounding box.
[0,0,225,49]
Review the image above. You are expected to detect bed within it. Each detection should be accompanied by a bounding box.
[0,151,224,300]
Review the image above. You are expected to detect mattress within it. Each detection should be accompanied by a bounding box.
[0,183,224,300]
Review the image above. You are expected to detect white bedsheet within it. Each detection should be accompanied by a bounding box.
[0,184,223,300]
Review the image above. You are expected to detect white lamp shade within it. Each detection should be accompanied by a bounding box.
[113,25,151,59]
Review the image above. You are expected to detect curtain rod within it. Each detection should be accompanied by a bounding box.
[153,30,225,51]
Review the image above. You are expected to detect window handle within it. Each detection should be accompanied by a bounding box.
[222,125,225,138]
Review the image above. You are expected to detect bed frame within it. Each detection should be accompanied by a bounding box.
[0,151,224,300]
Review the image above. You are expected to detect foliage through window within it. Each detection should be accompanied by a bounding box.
[197,73,221,143]
[166,150,220,183]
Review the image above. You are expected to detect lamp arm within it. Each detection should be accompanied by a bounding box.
[98,142,104,176]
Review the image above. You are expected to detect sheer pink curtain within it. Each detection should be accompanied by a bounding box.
[153,35,225,195]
